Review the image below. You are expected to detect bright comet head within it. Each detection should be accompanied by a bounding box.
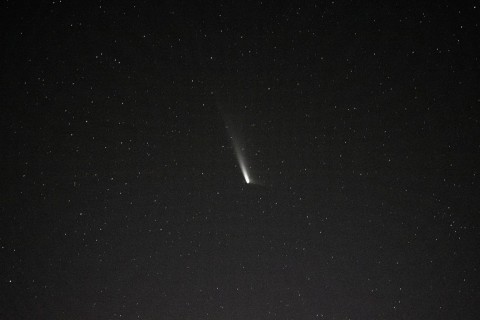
[239,158,251,184]
[224,118,253,185]
[232,141,252,184]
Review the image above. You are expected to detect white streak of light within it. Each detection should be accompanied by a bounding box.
[232,140,251,184]
[239,158,251,184]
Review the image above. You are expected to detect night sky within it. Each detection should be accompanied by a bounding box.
[2,1,480,319]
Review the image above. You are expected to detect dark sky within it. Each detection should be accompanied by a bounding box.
[2,1,480,319]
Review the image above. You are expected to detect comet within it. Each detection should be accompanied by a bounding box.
[216,99,254,185]
[232,140,251,184]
